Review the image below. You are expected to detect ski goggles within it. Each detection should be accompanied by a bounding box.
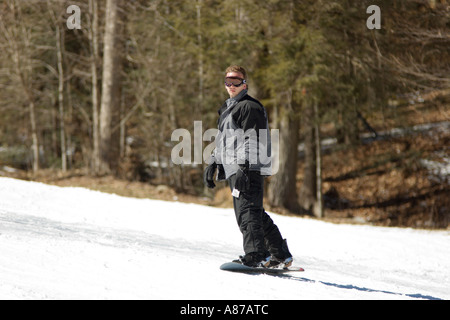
[225,77,246,87]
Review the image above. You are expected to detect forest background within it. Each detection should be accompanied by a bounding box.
[0,0,448,229]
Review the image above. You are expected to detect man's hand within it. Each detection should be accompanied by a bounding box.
[203,162,217,189]
[234,163,250,192]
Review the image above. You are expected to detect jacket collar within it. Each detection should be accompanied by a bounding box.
[228,89,248,104]
[219,89,248,115]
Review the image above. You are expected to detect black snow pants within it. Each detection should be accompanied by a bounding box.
[228,171,285,257]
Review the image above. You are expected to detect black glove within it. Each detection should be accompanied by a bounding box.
[217,164,226,181]
[234,162,250,192]
[203,162,217,189]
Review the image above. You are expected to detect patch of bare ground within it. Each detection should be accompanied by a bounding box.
[9,169,211,206]
[318,129,449,229]
[304,90,449,229]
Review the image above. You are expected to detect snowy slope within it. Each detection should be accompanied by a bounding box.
[0,177,448,300]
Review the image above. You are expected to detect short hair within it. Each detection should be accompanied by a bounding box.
[225,65,247,79]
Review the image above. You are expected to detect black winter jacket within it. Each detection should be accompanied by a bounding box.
[212,89,272,180]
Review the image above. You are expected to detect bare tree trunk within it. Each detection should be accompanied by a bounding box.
[119,90,125,159]
[89,0,100,174]
[56,25,66,172]
[28,100,40,172]
[313,100,323,218]
[299,99,316,214]
[196,0,204,115]
[268,90,300,212]
[99,0,121,174]
[66,76,74,169]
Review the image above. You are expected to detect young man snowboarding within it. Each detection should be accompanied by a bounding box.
[204,65,293,268]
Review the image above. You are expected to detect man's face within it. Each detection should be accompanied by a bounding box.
[225,71,247,98]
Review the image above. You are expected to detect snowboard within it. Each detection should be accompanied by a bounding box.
[220,262,304,274]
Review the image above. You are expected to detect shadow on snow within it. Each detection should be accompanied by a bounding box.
[260,273,443,300]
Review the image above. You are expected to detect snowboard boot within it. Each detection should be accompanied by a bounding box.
[268,256,293,269]
[268,239,293,269]
[233,252,271,268]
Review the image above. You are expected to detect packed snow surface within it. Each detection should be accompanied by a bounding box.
[0,177,448,300]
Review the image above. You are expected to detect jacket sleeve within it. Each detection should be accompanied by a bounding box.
[234,101,268,166]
